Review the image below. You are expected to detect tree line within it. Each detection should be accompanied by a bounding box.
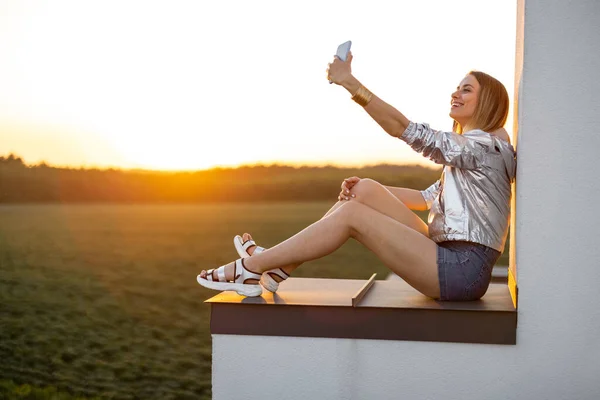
[0,154,442,203]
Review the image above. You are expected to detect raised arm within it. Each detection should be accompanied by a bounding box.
[327,52,410,138]
[327,53,486,169]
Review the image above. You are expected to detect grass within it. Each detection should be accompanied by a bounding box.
[0,379,101,399]
[0,203,509,399]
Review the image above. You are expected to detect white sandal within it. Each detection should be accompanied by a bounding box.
[233,235,289,293]
[196,258,263,297]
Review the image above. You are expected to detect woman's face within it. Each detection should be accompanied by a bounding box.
[449,74,480,129]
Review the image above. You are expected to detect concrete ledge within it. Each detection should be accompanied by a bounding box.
[206,277,517,345]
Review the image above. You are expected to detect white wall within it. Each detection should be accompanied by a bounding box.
[513,0,600,397]
[214,335,525,400]
[212,1,600,399]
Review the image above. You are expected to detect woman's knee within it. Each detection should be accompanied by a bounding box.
[351,178,384,202]
[335,200,363,220]
[335,201,366,230]
[336,201,378,238]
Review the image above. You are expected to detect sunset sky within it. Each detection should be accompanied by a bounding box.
[0,0,516,171]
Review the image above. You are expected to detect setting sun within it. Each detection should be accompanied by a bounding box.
[109,132,256,171]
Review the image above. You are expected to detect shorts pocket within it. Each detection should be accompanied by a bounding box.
[465,266,493,300]
[455,251,483,287]
[464,255,494,300]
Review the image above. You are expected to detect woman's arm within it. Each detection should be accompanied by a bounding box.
[327,53,410,138]
[327,53,486,169]
[387,179,441,211]
[339,75,410,139]
[385,186,429,211]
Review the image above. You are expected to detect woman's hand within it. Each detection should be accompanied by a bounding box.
[338,176,361,201]
[326,52,353,86]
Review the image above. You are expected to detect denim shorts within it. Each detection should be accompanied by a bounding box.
[437,241,501,301]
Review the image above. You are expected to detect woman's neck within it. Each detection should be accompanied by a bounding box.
[461,123,476,133]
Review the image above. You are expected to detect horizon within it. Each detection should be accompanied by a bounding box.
[1,152,441,173]
[0,1,516,171]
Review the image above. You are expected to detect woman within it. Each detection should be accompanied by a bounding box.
[197,52,516,301]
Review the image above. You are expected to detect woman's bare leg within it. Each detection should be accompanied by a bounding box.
[234,201,440,298]
[242,178,429,279]
[240,201,345,275]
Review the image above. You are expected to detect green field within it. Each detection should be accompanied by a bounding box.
[0,203,509,399]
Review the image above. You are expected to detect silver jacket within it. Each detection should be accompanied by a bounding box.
[400,122,517,252]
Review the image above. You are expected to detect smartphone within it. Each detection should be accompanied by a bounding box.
[336,40,352,61]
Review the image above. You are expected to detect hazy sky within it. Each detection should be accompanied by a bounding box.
[0,0,516,170]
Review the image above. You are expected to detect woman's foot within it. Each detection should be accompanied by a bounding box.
[234,233,290,292]
[240,233,261,256]
[197,258,263,297]
[199,262,243,281]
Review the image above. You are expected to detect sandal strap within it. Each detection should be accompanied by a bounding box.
[234,259,262,284]
[217,266,226,282]
[241,239,265,255]
[206,266,230,283]
[206,269,214,281]
[267,268,289,280]
[241,240,256,252]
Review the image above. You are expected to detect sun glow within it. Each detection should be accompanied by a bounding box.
[0,1,516,171]
[108,133,253,171]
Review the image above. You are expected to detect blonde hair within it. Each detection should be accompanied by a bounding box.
[453,71,509,134]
